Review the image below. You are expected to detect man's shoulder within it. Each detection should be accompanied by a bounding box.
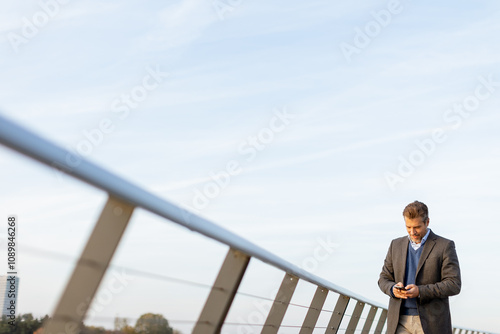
[390,235,409,246]
[428,230,455,244]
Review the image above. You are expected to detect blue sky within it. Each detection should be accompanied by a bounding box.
[1,0,499,333]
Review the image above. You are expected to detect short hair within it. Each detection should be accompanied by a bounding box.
[403,201,428,221]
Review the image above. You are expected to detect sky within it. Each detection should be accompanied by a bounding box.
[0,0,499,333]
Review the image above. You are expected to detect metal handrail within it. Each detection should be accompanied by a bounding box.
[0,114,385,309]
[453,327,497,334]
[0,113,496,334]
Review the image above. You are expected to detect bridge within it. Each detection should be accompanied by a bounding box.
[0,113,495,334]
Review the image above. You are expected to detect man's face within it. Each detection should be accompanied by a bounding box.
[404,216,429,244]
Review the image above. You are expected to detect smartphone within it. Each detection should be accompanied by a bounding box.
[394,286,408,291]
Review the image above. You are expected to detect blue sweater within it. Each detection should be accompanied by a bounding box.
[402,242,424,315]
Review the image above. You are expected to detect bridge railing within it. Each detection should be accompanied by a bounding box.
[0,114,494,334]
[453,328,497,334]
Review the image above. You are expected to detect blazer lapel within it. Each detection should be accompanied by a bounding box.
[416,230,436,275]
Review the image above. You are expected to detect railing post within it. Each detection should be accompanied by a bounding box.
[299,286,329,334]
[325,294,350,334]
[361,305,378,334]
[193,248,250,334]
[345,301,365,334]
[261,273,299,334]
[373,309,387,334]
[43,196,135,334]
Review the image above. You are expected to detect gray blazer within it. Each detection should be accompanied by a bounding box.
[379,230,461,334]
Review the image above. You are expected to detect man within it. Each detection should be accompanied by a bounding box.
[379,201,461,334]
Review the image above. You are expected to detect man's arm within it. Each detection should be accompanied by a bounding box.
[379,240,398,298]
[418,240,461,304]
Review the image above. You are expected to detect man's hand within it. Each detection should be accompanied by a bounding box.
[393,282,407,299]
[404,284,419,298]
[393,283,419,299]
